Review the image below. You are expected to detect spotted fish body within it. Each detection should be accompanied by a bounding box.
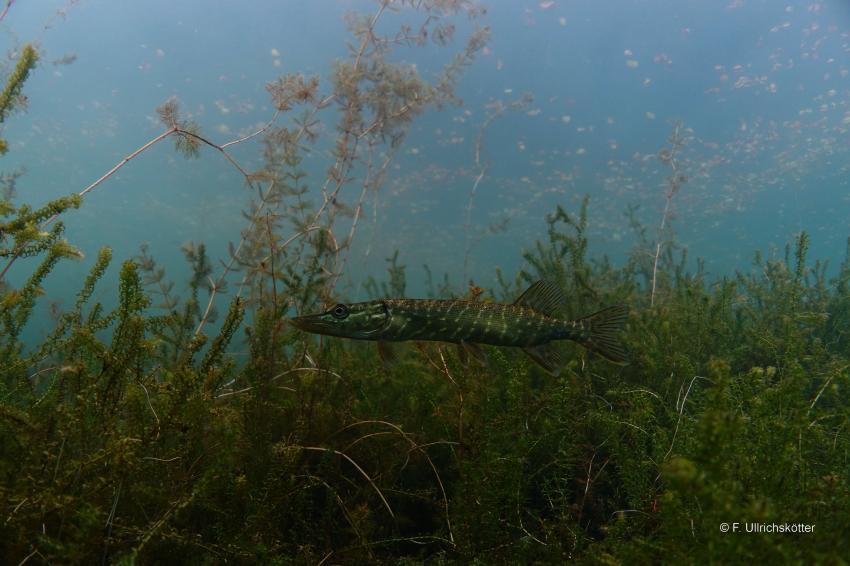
[380,299,589,346]
[291,280,629,374]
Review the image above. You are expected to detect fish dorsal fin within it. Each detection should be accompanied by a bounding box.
[513,280,566,317]
[522,343,563,376]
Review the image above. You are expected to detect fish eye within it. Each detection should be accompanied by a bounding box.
[330,304,349,320]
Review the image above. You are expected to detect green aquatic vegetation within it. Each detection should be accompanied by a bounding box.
[4,188,850,563]
[0,43,37,155]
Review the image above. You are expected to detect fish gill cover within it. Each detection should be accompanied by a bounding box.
[1,0,849,563]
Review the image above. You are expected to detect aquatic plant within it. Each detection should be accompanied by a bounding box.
[463,93,533,284]
[649,120,692,306]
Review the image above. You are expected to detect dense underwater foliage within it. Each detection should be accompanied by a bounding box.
[2,2,850,564]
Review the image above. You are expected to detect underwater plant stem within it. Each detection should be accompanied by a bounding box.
[291,1,389,295]
[331,139,394,291]
[330,142,376,290]
[296,445,395,519]
[649,121,685,307]
[0,127,178,281]
[233,224,338,300]
[220,109,280,149]
[196,102,328,334]
[0,1,13,23]
[463,106,499,284]
[174,128,251,179]
[462,96,530,284]
[341,419,456,544]
[193,276,218,336]
[79,127,178,201]
[649,195,671,307]
[315,2,384,207]
[353,1,389,71]
[1,108,282,284]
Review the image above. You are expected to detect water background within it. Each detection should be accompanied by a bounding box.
[4,0,850,340]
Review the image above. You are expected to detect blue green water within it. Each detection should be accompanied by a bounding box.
[4,0,850,339]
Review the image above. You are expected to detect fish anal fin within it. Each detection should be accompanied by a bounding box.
[513,280,566,317]
[522,343,563,376]
[377,341,400,368]
[461,340,489,366]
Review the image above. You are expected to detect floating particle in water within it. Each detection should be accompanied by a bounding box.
[155,48,165,57]
[51,53,77,66]
[624,49,633,57]
[517,141,526,151]
[539,1,555,9]
[527,108,542,116]
[645,111,656,120]
[270,48,280,57]
[653,53,672,66]
[216,124,231,135]
[561,115,571,124]
[504,88,513,94]
[626,59,639,68]
[273,59,282,67]
[576,148,586,155]
[606,116,615,124]
[559,17,566,26]
[215,100,230,115]
[643,77,652,86]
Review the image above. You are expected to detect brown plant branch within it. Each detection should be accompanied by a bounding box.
[649,121,689,306]
[295,445,396,519]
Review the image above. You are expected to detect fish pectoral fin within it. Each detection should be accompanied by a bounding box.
[377,341,400,368]
[522,343,563,376]
[460,340,489,366]
[455,343,469,367]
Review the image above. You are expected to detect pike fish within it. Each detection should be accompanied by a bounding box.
[291,280,629,375]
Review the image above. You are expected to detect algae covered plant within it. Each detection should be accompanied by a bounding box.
[2,1,850,563]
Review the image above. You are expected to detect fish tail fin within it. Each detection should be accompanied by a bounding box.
[575,304,629,364]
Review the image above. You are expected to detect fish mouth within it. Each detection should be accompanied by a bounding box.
[290,314,347,337]
[290,314,325,333]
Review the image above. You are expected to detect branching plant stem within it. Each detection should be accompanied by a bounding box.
[650,121,688,306]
